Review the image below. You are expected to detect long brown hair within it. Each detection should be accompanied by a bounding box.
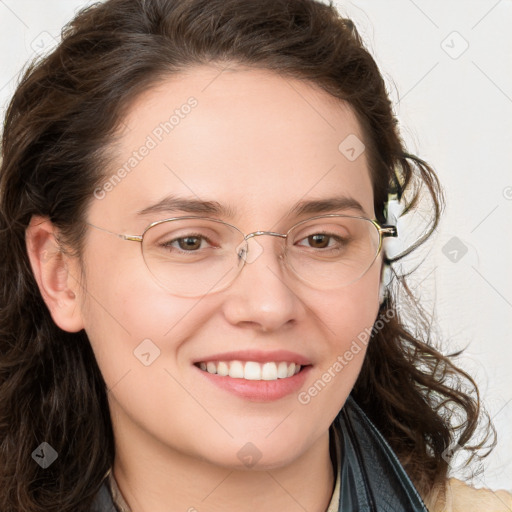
[0,1,494,510]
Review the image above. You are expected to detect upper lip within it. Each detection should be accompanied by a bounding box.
[193,350,312,366]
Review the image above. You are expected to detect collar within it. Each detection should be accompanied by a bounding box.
[107,469,130,512]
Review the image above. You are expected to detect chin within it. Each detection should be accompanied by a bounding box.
[195,430,314,471]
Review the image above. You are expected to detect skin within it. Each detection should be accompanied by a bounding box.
[26,65,384,512]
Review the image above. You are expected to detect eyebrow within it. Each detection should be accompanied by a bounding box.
[136,194,368,218]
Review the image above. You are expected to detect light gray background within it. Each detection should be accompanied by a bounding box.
[0,0,510,491]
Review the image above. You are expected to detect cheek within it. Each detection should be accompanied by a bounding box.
[309,261,381,348]
[297,264,381,415]
[77,246,214,388]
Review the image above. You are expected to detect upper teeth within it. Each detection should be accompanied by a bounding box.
[197,361,302,381]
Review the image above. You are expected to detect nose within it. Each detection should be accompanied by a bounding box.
[221,234,304,332]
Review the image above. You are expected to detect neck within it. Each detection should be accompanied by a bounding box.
[111,411,336,512]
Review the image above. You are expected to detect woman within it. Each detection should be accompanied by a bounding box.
[0,0,510,511]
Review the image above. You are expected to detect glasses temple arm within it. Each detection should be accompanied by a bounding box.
[85,222,143,243]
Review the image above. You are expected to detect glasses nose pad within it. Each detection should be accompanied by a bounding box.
[235,235,266,265]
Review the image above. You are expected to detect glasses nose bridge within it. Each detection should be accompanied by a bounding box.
[237,230,288,269]
[244,230,287,241]
[242,230,288,257]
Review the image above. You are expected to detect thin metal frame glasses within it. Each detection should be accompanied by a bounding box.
[86,214,398,297]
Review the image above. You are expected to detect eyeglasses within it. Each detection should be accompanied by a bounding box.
[86,214,398,297]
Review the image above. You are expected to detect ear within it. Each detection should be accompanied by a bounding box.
[25,215,85,333]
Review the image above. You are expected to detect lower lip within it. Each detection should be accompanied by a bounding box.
[194,365,312,402]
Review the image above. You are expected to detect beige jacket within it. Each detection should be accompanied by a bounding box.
[424,478,512,512]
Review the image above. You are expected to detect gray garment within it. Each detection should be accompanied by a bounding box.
[90,396,428,512]
[90,482,119,512]
[334,396,428,511]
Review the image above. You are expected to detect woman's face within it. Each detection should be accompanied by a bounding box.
[75,65,382,469]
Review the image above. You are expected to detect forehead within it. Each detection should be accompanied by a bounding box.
[91,65,374,228]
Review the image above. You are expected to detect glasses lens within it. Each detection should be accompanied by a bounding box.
[142,218,245,297]
[285,216,381,288]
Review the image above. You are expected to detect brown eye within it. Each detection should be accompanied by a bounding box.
[175,236,203,251]
[297,233,347,250]
[307,234,330,249]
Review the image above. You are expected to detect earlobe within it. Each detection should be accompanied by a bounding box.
[25,215,85,333]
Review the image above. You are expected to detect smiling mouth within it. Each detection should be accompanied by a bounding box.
[194,360,308,381]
